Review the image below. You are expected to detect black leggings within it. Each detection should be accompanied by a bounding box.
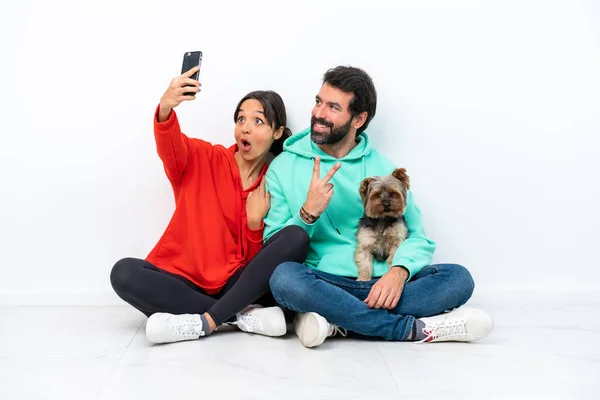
[110,225,309,325]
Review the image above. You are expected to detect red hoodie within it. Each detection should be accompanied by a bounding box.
[145,106,266,294]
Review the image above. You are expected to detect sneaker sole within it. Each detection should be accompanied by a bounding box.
[294,312,328,348]
[145,314,169,344]
[464,308,494,341]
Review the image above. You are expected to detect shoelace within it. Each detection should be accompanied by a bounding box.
[175,317,204,337]
[330,325,348,338]
[236,311,262,333]
[418,315,468,343]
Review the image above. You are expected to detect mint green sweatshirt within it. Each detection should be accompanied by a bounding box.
[263,128,436,279]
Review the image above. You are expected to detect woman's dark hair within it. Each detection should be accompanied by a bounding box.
[322,66,377,134]
[233,90,291,156]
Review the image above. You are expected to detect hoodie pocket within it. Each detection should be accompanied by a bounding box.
[317,251,359,278]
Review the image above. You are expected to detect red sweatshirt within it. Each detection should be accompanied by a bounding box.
[145,106,266,294]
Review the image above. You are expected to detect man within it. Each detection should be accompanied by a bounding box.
[265,66,493,348]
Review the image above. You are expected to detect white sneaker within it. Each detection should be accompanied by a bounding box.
[146,313,204,344]
[230,305,287,337]
[294,312,347,348]
[418,306,494,343]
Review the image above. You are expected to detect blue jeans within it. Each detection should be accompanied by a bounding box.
[269,263,475,341]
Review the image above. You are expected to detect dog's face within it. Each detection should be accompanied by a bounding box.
[359,168,410,218]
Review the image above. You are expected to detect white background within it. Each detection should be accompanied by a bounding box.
[1,0,598,304]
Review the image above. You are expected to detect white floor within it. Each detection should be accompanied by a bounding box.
[1,299,599,400]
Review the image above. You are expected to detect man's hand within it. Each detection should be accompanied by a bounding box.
[304,156,341,217]
[364,267,409,309]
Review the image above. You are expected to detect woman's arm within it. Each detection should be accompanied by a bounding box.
[153,66,201,185]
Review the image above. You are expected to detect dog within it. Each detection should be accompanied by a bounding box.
[354,168,410,281]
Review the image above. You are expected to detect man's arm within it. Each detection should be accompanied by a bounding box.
[364,190,435,309]
[264,156,341,241]
[391,190,437,280]
[263,168,316,241]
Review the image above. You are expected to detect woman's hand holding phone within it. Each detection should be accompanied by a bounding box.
[158,66,201,122]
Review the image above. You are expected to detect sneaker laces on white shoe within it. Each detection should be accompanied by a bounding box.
[235,306,263,333]
[328,324,348,338]
[231,305,287,337]
[417,306,494,343]
[146,313,204,344]
[418,314,467,343]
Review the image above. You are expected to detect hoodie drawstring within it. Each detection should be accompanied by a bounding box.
[362,155,366,180]
[324,211,341,235]
[324,155,364,236]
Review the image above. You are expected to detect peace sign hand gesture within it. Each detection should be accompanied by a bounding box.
[303,156,341,218]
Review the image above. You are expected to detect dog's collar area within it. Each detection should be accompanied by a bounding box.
[359,215,404,229]
[361,215,403,222]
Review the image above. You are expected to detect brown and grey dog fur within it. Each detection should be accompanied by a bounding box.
[354,168,410,281]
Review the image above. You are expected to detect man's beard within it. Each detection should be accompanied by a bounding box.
[310,116,353,145]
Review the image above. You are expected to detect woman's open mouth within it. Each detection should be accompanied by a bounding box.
[240,139,252,152]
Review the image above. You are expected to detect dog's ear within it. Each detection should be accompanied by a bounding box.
[392,168,410,189]
[359,178,374,204]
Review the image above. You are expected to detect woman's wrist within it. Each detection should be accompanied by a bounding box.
[157,103,173,122]
[247,219,262,230]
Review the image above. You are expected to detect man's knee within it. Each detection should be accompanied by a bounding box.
[447,264,475,303]
[269,262,308,303]
[269,262,298,294]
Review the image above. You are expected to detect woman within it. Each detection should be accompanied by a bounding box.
[110,66,309,344]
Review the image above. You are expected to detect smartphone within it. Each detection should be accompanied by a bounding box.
[181,51,202,96]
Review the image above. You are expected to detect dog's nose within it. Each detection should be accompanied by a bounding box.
[382,200,390,207]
